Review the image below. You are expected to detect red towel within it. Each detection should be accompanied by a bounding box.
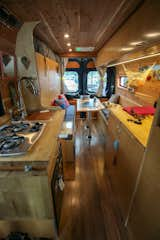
[123,106,155,115]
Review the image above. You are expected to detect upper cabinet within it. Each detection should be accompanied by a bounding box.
[0,52,16,80]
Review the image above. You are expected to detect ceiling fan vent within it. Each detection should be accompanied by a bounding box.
[0,6,22,29]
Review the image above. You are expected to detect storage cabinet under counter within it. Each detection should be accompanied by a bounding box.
[59,120,76,180]
[108,120,144,223]
[0,157,57,239]
[105,106,153,225]
[0,110,65,239]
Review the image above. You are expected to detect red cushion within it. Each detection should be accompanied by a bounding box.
[58,94,70,107]
[123,106,155,116]
[51,99,58,106]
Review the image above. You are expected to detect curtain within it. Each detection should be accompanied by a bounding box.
[105,67,116,98]
[96,66,106,97]
[60,57,68,93]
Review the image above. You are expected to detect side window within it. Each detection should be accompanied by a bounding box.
[87,71,100,92]
[119,76,128,88]
[103,72,107,94]
[63,71,79,93]
[87,71,107,95]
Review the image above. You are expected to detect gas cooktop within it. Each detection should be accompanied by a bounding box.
[0,121,46,156]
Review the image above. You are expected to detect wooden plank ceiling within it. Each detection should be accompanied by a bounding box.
[1,0,143,55]
[96,0,160,66]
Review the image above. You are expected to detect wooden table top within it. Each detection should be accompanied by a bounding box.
[77,98,105,112]
[110,105,153,147]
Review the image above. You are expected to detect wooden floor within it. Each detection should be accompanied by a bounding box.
[59,117,128,240]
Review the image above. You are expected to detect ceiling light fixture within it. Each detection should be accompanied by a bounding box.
[145,32,160,38]
[130,41,144,46]
[67,43,71,46]
[64,33,69,38]
[75,46,95,52]
[69,48,72,52]
[121,47,134,51]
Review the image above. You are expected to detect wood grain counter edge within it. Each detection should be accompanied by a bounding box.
[0,110,65,177]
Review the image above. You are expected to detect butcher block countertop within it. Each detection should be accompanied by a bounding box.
[0,110,65,174]
[109,105,153,147]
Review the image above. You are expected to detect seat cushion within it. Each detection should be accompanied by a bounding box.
[109,94,120,104]
[64,105,75,121]
[58,94,70,107]
[54,98,69,109]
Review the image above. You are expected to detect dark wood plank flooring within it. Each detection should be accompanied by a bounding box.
[59,117,128,240]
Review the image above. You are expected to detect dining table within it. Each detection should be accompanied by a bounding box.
[77,97,105,138]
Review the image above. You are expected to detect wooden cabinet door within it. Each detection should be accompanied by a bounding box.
[107,112,120,170]
[36,52,60,106]
[128,124,160,240]
[110,124,144,223]
[107,112,121,140]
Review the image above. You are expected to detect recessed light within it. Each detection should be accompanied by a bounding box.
[67,43,71,46]
[69,48,72,52]
[130,41,143,46]
[145,32,160,38]
[64,33,69,38]
[121,47,134,51]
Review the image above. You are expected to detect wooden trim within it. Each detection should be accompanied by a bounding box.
[0,166,47,171]
[59,52,97,58]
[117,86,128,91]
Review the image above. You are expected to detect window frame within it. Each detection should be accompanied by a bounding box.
[63,68,80,93]
[119,75,128,89]
[86,69,100,93]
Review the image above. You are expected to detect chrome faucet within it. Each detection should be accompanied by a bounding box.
[16,76,39,120]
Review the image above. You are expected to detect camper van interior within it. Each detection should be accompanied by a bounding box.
[0,0,160,239]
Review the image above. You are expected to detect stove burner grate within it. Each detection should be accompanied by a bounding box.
[0,134,25,151]
[0,121,45,156]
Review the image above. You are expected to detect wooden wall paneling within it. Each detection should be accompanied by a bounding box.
[36,52,60,107]
[60,52,97,58]
[116,55,160,106]
[47,57,60,103]
[0,23,17,54]
[66,61,80,69]
[86,61,96,69]
[35,53,49,107]
[118,94,143,107]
